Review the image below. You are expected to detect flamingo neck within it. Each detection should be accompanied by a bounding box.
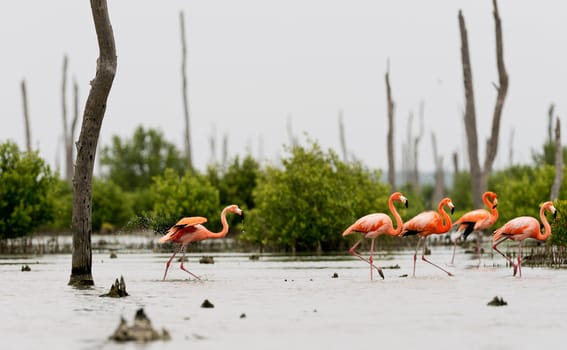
[389,197,403,235]
[208,207,230,239]
[538,206,552,241]
[484,194,499,221]
[438,202,452,232]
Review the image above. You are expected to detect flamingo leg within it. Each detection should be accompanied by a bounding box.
[492,236,517,275]
[368,238,384,280]
[163,244,185,280]
[421,237,454,276]
[413,237,423,277]
[450,234,462,265]
[476,231,482,267]
[179,245,201,280]
[516,242,523,277]
[348,237,382,278]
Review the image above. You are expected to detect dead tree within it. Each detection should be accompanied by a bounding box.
[408,102,424,191]
[338,109,347,162]
[385,66,396,190]
[431,133,444,206]
[69,0,117,286]
[508,128,514,166]
[551,118,562,201]
[21,80,31,152]
[180,11,193,171]
[61,56,80,184]
[286,114,298,147]
[458,0,508,208]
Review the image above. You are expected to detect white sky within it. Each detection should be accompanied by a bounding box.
[1,1,565,175]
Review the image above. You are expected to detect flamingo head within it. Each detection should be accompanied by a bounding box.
[486,191,498,209]
[440,197,455,215]
[543,201,557,220]
[392,192,409,208]
[227,204,244,217]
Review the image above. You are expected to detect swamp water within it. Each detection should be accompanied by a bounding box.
[1,246,566,350]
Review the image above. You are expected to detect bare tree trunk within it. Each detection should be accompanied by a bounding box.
[458,10,482,209]
[286,114,298,147]
[508,128,514,166]
[411,102,424,191]
[481,0,509,192]
[452,152,459,175]
[548,105,555,142]
[21,80,32,152]
[180,11,193,171]
[338,109,347,162]
[69,0,117,286]
[385,66,395,190]
[551,118,562,201]
[71,78,80,150]
[222,133,228,169]
[431,133,444,206]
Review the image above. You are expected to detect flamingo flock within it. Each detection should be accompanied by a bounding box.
[158,193,557,281]
[341,191,558,280]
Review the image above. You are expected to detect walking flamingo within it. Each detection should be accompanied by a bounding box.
[492,201,557,277]
[450,191,498,265]
[342,192,408,280]
[159,204,243,280]
[401,197,455,277]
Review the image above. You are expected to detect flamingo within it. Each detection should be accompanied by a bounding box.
[401,197,455,277]
[342,192,408,280]
[450,191,498,265]
[492,201,557,277]
[158,204,243,280]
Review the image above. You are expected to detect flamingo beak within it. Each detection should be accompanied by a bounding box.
[553,210,557,220]
[450,207,455,215]
[405,200,409,208]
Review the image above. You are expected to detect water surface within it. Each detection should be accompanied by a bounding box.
[1,246,565,349]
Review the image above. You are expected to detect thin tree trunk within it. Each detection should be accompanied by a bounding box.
[508,128,514,166]
[431,133,444,206]
[21,80,31,152]
[412,102,424,191]
[71,78,80,152]
[551,118,562,201]
[69,0,117,286]
[481,0,508,192]
[338,109,347,162]
[452,152,459,175]
[458,10,482,209]
[385,66,395,190]
[180,11,193,171]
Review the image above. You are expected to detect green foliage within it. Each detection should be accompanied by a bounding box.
[207,155,259,210]
[450,171,472,211]
[46,178,73,231]
[550,199,567,246]
[0,141,56,239]
[489,165,557,226]
[532,141,567,167]
[100,125,186,192]
[148,169,219,233]
[242,142,391,252]
[92,178,134,232]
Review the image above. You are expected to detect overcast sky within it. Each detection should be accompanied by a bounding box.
[1,1,565,175]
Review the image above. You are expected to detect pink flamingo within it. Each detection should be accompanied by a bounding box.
[401,197,455,277]
[492,201,557,277]
[159,204,243,280]
[342,192,408,280]
[450,191,499,265]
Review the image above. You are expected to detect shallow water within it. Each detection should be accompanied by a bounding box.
[1,246,566,350]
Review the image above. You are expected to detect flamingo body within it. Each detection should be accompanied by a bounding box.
[401,197,454,277]
[492,201,556,277]
[342,192,408,280]
[450,191,498,265]
[159,205,243,280]
[342,213,397,239]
